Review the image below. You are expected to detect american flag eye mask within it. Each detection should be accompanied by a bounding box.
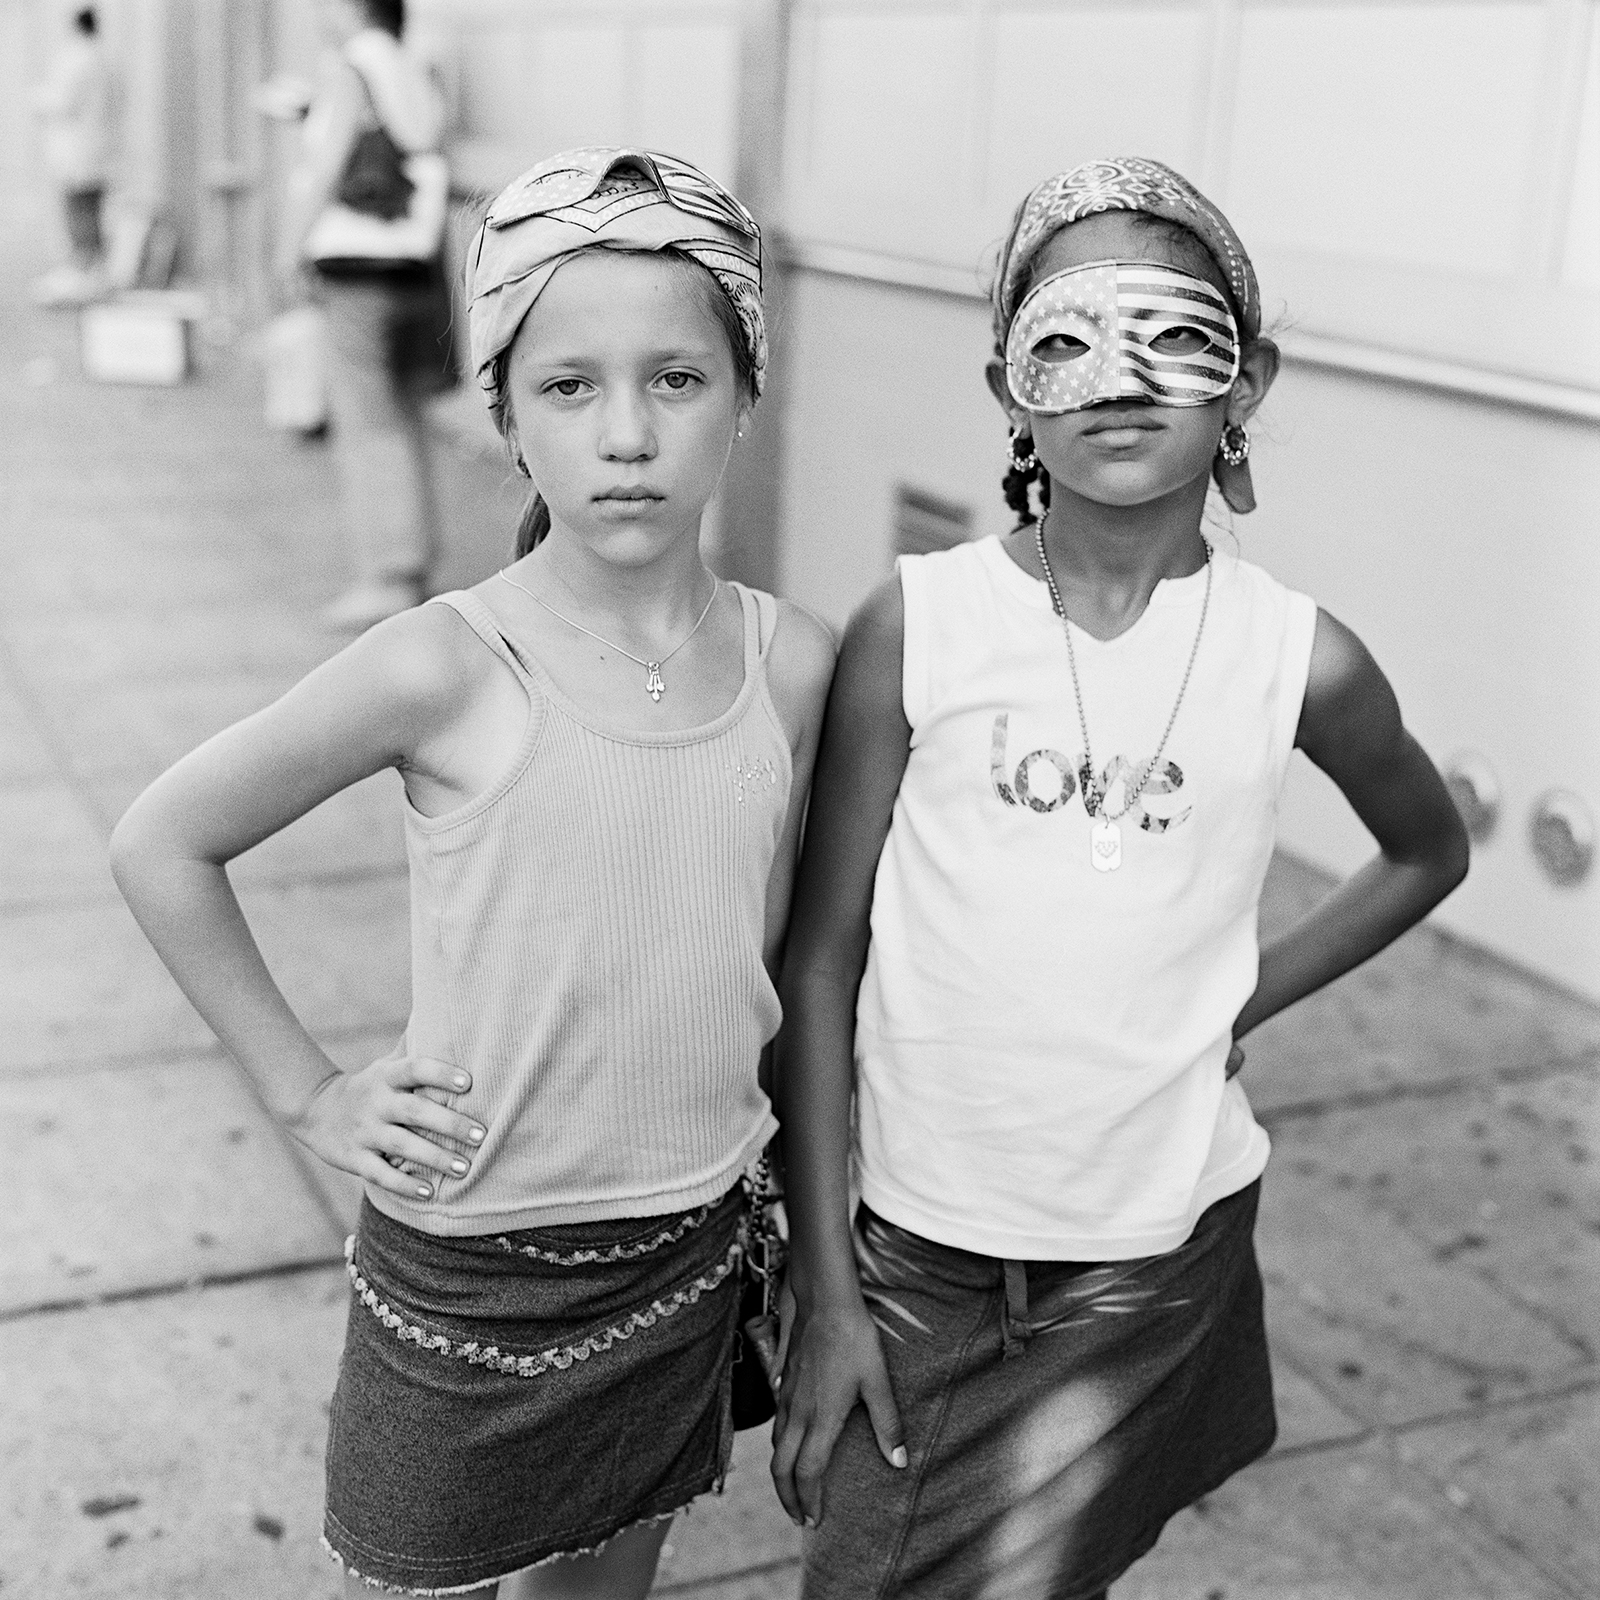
[1005,259,1240,415]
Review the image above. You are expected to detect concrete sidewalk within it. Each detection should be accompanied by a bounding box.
[1,276,1597,1599]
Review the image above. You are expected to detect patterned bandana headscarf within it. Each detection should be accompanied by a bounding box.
[991,157,1261,511]
[467,147,765,463]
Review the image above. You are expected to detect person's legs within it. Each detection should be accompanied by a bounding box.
[318,276,434,627]
[33,187,107,304]
[62,186,105,269]
[393,373,441,586]
[499,1518,673,1599]
[338,1520,668,1600]
[344,1577,492,1599]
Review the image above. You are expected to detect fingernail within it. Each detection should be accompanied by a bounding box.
[891,1446,908,1469]
[803,1516,817,1530]
[468,1126,485,1143]
[453,1074,469,1090]
[416,1185,432,1198]
[451,1159,468,1175]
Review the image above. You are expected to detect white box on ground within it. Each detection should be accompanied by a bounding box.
[80,291,207,385]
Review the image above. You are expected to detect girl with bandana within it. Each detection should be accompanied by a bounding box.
[111,148,834,1598]
[770,158,1469,1598]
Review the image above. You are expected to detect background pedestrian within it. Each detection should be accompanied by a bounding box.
[29,5,114,307]
[277,0,453,632]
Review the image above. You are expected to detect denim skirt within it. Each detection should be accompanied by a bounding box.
[322,1185,745,1594]
[803,1182,1275,1600]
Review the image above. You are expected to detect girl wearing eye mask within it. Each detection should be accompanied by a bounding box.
[769,158,1469,1598]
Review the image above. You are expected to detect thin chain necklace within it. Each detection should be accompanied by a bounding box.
[1033,515,1211,872]
[496,567,718,702]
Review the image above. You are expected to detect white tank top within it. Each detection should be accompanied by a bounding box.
[855,535,1318,1260]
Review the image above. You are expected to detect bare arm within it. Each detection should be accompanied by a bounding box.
[758,601,838,1011]
[757,600,838,1105]
[1233,608,1469,1043]
[109,609,493,1199]
[770,576,912,1525]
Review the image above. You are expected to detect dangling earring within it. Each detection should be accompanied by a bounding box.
[1008,427,1036,473]
[1217,422,1250,467]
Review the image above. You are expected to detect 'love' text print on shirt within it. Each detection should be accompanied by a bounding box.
[988,713,1192,834]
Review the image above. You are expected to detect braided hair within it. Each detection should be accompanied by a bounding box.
[1002,430,1051,527]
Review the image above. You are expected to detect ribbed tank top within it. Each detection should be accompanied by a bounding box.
[366,582,790,1236]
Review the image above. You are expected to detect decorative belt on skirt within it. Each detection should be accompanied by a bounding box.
[803,1180,1276,1600]
[322,1183,747,1595]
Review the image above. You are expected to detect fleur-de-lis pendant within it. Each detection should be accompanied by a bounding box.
[645,663,665,702]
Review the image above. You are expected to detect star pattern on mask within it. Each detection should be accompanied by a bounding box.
[1006,261,1239,415]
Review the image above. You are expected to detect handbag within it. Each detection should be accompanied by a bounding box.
[336,68,415,221]
[732,1152,785,1430]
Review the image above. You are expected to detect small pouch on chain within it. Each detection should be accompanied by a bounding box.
[732,1151,786,1428]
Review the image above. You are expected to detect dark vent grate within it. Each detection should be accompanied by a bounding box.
[894,484,973,557]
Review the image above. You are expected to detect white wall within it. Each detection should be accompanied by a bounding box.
[779,0,1600,387]
[774,272,1600,999]
[258,0,1600,995]
[1257,365,1600,998]
[774,274,1011,625]
[412,0,744,193]
[0,5,51,264]
[770,0,1600,1002]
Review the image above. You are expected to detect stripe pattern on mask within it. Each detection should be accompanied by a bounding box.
[1006,260,1240,415]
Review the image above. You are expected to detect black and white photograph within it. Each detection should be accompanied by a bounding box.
[1,1,1596,1597]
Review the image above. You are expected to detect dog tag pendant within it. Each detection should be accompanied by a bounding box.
[1091,818,1122,872]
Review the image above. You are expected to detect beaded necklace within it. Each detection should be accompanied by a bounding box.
[1033,517,1211,872]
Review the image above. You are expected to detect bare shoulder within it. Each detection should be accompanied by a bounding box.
[306,600,499,751]
[349,600,488,696]
[765,598,837,745]
[1306,607,1373,691]
[109,602,506,852]
[1297,606,1401,758]
[826,573,907,722]
[843,572,905,659]
[769,598,837,693]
